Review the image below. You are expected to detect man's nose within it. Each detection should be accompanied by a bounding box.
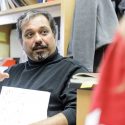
[35,33,42,43]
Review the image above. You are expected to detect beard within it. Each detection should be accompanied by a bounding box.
[34,51,50,61]
[32,43,50,61]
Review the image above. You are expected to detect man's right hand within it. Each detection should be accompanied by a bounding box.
[0,72,9,82]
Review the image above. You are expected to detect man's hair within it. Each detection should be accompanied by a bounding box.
[16,10,57,40]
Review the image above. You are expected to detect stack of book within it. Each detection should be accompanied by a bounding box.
[69,73,98,89]
[0,0,56,11]
[0,0,37,11]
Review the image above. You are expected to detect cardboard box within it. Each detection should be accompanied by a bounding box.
[77,89,92,125]
[0,25,12,58]
[0,43,9,57]
[0,25,11,43]
[69,73,98,125]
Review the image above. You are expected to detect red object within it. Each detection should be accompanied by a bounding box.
[0,58,16,67]
[86,32,125,125]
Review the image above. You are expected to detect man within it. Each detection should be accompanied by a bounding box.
[0,10,88,125]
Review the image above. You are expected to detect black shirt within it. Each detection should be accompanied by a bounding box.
[0,50,88,125]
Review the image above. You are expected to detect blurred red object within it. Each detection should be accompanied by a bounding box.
[0,58,16,67]
[85,32,125,125]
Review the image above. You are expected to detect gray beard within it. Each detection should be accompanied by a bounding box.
[35,52,49,62]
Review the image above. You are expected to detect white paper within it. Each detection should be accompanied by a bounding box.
[0,66,8,72]
[0,86,50,125]
[85,108,101,125]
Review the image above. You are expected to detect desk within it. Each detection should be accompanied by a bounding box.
[77,89,92,125]
[69,73,98,125]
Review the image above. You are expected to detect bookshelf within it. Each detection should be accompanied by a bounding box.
[0,0,75,57]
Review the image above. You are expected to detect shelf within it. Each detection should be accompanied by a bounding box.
[0,0,61,25]
[0,0,76,56]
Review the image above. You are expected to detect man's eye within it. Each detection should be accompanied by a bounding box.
[25,32,33,38]
[41,30,49,35]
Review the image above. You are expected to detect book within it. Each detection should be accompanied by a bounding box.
[21,0,28,6]
[23,0,37,5]
[13,0,25,6]
[70,73,98,89]
[4,0,10,9]
[7,0,16,9]
[37,0,43,3]
[11,0,27,7]
[0,0,9,11]
[11,0,20,7]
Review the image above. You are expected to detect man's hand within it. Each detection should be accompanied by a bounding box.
[0,72,9,82]
[29,113,68,125]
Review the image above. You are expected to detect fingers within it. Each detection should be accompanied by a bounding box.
[0,72,9,82]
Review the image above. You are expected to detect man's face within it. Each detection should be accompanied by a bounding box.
[21,15,56,62]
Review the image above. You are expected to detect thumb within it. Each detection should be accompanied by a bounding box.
[0,72,9,82]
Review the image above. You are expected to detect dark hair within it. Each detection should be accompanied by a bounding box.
[16,10,57,41]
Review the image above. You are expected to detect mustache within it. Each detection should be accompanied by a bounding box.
[32,44,48,51]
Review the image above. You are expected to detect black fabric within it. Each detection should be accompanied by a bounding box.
[0,50,88,125]
[112,0,123,19]
[93,45,108,72]
[118,0,125,14]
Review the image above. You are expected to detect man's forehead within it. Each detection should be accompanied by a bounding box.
[22,15,48,25]
[21,15,50,29]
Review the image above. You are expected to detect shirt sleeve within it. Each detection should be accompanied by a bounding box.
[61,86,77,125]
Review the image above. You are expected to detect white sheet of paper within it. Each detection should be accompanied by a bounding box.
[0,66,8,72]
[0,86,50,125]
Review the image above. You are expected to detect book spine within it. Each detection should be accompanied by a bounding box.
[37,0,43,3]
